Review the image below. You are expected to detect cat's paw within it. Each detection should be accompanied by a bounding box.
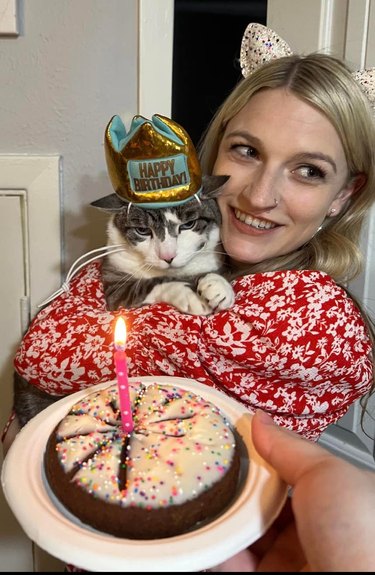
[197,273,235,311]
[143,282,212,315]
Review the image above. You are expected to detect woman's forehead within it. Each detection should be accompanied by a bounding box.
[231,89,327,128]
[225,88,346,156]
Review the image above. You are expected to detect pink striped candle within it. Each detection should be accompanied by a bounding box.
[114,316,134,434]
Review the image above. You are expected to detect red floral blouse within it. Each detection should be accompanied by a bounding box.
[14,261,373,441]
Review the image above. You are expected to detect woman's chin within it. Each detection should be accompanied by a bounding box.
[224,241,274,267]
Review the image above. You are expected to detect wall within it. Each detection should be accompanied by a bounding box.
[0,0,138,273]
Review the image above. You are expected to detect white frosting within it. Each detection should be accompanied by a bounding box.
[53,381,236,509]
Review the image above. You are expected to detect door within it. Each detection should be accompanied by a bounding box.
[0,157,64,571]
[0,192,33,570]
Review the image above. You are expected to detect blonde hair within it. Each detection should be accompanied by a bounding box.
[199,53,375,284]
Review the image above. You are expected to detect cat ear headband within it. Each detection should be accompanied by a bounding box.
[240,22,375,113]
[91,114,202,211]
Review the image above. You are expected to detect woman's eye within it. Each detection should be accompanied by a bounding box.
[134,227,152,236]
[231,144,258,159]
[179,220,197,231]
[296,165,326,180]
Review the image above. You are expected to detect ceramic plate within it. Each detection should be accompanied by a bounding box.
[1,376,287,572]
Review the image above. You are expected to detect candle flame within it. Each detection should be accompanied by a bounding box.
[114,316,127,348]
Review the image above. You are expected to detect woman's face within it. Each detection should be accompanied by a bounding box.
[214,88,358,266]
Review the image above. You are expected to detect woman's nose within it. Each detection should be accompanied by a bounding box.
[243,167,279,211]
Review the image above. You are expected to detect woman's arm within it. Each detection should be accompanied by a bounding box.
[14,262,118,395]
[13,265,373,441]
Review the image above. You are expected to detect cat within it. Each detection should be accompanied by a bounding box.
[13,175,235,426]
[102,174,234,314]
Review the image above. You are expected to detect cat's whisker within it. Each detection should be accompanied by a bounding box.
[64,244,128,286]
[108,273,138,299]
[38,244,129,307]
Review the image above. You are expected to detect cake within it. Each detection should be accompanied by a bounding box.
[44,380,240,540]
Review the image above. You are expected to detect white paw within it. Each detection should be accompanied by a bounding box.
[143,282,212,315]
[197,273,234,311]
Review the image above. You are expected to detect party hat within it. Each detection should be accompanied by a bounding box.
[92,114,202,210]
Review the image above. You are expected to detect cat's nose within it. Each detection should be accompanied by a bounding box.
[163,257,174,264]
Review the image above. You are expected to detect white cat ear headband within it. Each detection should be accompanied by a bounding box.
[240,23,375,113]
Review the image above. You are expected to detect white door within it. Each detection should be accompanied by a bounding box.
[0,157,64,571]
[0,193,33,570]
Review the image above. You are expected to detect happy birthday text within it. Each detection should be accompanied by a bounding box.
[132,158,188,191]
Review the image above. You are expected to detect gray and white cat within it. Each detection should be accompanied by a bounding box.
[13,175,234,426]
[102,175,234,314]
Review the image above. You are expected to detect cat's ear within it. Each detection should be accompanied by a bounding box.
[200,175,230,200]
[90,193,129,212]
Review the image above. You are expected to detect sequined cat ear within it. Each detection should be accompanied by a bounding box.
[352,68,375,114]
[240,22,375,116]
[240,22,293,78]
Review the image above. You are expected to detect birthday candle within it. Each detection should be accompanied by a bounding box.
[114,316,134,434]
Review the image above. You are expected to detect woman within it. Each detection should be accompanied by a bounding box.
[3,27,375,452]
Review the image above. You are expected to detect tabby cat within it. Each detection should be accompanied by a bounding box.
[13,175,234,426]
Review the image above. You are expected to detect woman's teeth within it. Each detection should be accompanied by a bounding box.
[234,209,276,230]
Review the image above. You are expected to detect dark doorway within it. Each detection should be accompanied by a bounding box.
[172,0,268,146]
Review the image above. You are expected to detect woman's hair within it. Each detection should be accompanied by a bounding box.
[199,53,375,413]
[199,53,375,285]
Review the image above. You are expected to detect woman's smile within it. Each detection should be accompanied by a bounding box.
[233,206,278,231]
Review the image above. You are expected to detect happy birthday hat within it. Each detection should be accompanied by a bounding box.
[91,114,202,210]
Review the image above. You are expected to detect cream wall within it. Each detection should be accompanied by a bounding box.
[268,0,347,56]
[268,0,374,65]
[0,0,138,272]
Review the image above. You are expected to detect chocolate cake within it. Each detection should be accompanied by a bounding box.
[44,380,240,539]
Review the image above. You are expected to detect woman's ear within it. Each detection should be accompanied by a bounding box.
[327,173,366,217]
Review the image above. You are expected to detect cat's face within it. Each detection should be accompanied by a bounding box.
[107,198,222,277]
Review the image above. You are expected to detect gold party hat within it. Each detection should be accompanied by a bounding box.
[92,114,202,210]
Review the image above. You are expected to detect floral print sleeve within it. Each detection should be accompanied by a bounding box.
[14,262,373,441]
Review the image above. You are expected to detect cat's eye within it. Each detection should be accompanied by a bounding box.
[179,220,197,231]
[134,227,152,236]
